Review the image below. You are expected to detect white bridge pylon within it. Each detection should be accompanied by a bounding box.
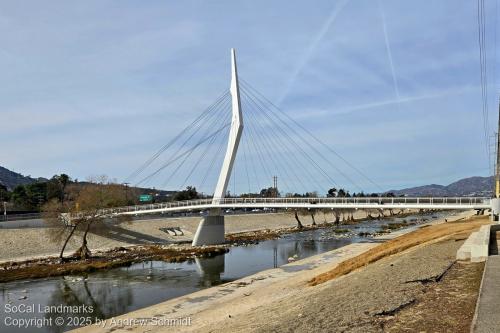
[212,48,243,203]
[191,48,244,246]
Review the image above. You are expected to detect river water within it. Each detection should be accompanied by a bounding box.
[0,211,455,333]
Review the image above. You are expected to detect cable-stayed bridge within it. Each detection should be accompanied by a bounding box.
[110,197,490,216]
[119,49,498,246]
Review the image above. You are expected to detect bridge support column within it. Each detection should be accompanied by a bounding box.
[192,215,225,246]
[491,198,500,222]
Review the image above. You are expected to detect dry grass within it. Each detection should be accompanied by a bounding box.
[309,215,489,286]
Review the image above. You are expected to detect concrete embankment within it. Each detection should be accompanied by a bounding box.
[73,210,478,333]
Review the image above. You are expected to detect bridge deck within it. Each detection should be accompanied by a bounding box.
[94,197,491,217]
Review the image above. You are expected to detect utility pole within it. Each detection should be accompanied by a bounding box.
[496,96,500,198]
[0,188,5,221]
[493,96,500,221]
[273,176,278,198]
[123,182,130,203]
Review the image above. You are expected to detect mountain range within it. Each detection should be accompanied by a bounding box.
[0,166,46,190]
[386,176,493,197]
[0,166,175,197]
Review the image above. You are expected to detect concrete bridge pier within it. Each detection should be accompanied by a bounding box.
[192,213,225,246]
[491,198,500,222]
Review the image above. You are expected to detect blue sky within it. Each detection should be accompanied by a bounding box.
[0,0,498,194]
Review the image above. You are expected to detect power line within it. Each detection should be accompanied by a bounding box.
[477,0,491,175]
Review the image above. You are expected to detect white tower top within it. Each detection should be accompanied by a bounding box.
[212,49,244,202]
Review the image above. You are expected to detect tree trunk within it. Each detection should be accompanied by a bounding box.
[60,225,77,261]
[310,213,316,226]
[294,212,303,229]
[76,222,92,260]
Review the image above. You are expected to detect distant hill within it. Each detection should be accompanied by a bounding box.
[387,176,494,197]
[0,166,46,190]
[0,165,177,198]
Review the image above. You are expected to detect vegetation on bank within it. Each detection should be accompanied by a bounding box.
[308,215,488,286]
[0,245,228,283]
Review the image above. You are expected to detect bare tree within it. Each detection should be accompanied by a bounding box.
[293,211,304,229]
[72,176,129,259]
[43,183,81,261]
[43,176,130,261]
[309,209,317,226]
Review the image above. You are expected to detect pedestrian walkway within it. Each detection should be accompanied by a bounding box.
[472,224,500,333]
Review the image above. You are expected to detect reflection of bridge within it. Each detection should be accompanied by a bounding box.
[117,49,499,246]
[112,197,491,216]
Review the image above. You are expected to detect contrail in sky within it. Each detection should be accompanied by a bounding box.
[277,0,351,106]
[378,0,401,102]
[291,85,476,120]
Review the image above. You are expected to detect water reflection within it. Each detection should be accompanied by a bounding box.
[196,256,225,287]
[43,278,133,333]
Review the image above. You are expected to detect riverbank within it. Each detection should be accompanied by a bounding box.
[72,210,482,333]
[0,209,420,264]
[0,209,462,284]
[0,212,310,263]
[0,245,228,283]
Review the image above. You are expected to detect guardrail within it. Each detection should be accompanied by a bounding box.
[72,196,490,219]
[0,213,42,222]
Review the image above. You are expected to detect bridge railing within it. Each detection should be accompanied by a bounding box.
[97,198,216,217]
[70,196,491,219]
[214,197,491,206]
